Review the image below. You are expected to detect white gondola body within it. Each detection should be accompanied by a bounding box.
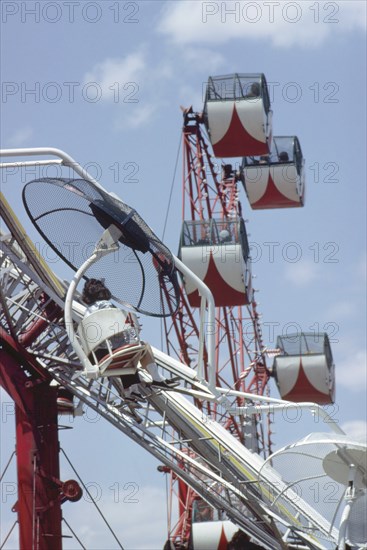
[274,353,335,404]
[243,162,305,209]
[180,243,252,308]
[206,98,272,158]
[191,521,238,549]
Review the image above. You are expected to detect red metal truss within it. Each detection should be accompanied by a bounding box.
[163,110,273,547]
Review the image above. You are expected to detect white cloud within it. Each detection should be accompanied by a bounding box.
[325,300,356,320]
[62,485,168,549]
[341,420,367,442]
[338,1,367,31]
[284,259,319,286]
[123,103,159,129]
[178,84,206,112]
[157,1,366,48]
[7,126,33,147]
[83,51,146,100]
[83,49,174,128]
[337,350,367,392]
[181,47,225,73]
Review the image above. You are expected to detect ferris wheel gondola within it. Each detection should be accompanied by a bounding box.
[241,136,305,209]
[273,332,335,404]
[203,73,272,158]
[178,217,252,307]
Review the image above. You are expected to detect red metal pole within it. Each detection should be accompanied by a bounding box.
[15,385,62,550]
[0,333,62,550]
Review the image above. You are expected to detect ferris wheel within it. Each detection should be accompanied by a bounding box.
[159,73,336,548]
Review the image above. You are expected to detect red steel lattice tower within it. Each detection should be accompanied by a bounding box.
[162,109,273,547]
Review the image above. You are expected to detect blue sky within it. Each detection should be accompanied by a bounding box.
[1,1,366,548]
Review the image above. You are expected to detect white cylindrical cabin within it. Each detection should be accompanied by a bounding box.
[242,136,305,209]
[190,521,238,549]
[179,218,252,308]
[273,333,335,404]
[203,73,272,158]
